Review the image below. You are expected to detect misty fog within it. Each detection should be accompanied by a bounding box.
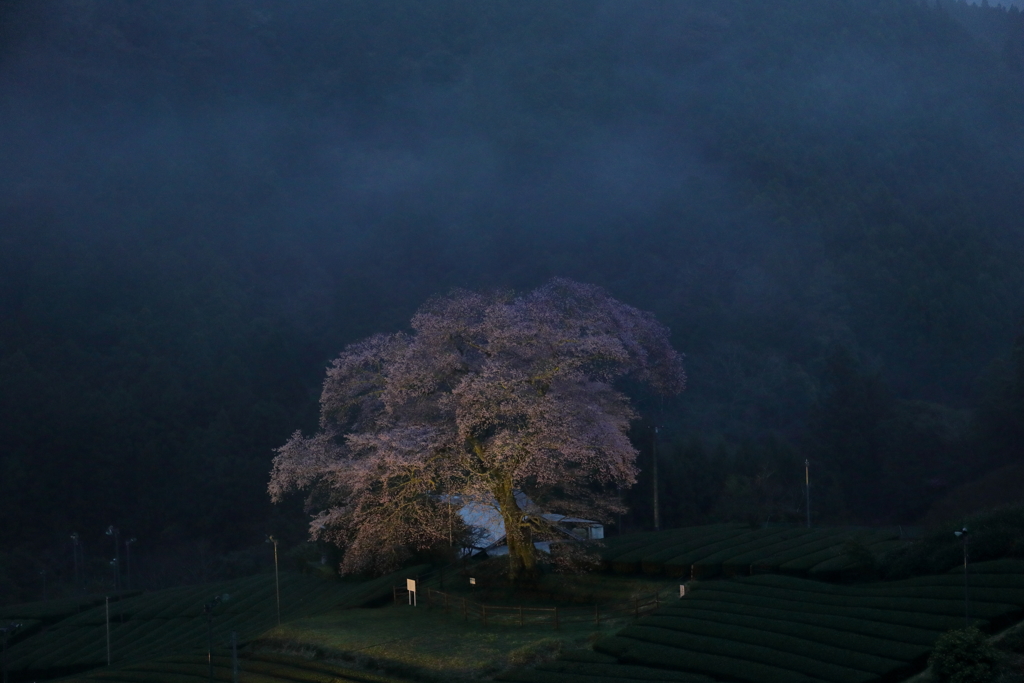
[1,0,1023,596]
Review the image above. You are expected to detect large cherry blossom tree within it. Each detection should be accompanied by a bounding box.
[269,278,685,580]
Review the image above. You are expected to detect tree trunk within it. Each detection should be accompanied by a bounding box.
[494,481,537,582]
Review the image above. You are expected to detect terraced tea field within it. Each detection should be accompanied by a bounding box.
[598,524,908,580]
[502,559,1024,683]
[3,567,426,680]
[58,651,414,683]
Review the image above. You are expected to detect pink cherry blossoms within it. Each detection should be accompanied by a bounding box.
[268,278,685,579]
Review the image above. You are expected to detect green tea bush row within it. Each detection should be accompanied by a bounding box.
[639,530,757,574]
[240,651,412,683]
[749,531,867,572]
[534,659,715,681]
[680,591,971,631]
[692,529,817,578]
[620,625,880,682]
[659,600,942,645]
[500,667,713,683]
[633,528,751,564]
[595,635,843,683]
[688,583,1014,618]
[5,571,408,675]
[645,609,929,661]
[807,540,907,579]
[600,525,911,579]
[608,530,736,573]
[718,529,829,567]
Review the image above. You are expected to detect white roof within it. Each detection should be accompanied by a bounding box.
[452,492,601,551]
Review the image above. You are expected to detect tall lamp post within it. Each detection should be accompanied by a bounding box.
[955,526,969,626]
[266,536,281,626]
[106,526,121,591]
[1,622,22,683]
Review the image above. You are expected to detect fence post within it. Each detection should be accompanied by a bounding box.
[553,606,559,630]
[462,597,467,621]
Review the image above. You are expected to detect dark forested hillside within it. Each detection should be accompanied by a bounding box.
[1,0,1023,601]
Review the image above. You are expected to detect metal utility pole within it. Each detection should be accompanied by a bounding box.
[204,594,229,683]
[804,460,811,528]
[70,533,81,592]
[105,597,111,665]
[955,527,969,626]
[267,536,281,626]
[106,526,121,590]
[652,426,661,531]
[231,631,239,683]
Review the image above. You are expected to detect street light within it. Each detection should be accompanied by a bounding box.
[106,526,121,591]
[1,623,22,683]
[266,535,281,626]
[109,558,119,591]
[204,594,230,683]
[954,526,969,626]
[125,538,137,589]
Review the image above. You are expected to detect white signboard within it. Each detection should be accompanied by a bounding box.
[406,578,417,606]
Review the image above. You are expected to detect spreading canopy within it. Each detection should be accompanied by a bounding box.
[269,278,685,578]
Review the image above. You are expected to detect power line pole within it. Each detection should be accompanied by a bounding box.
[267,536,281,626]
[955,527,970,626]
[652,426,660,531]
[804,460,811,528]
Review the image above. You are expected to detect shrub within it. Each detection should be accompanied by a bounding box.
[929,627,998,683]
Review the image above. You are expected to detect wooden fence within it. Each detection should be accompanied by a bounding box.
[392,585,661,630]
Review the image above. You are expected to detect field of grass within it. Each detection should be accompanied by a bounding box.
[597,524,908,580]
[500,559,1024,683]
[3,567,427,680]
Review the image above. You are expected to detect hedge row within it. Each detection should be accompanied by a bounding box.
[62,652,413,683]
[680,589,994,630]
[6,567,428,675]
[642,609,929,661]
[617,625,879,683]
[499,666,714,683]
[534,659,715,681]
[596,636,835,683]
[656,601,942,646]
[599,525,910,579]
[685,581,1019,619]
